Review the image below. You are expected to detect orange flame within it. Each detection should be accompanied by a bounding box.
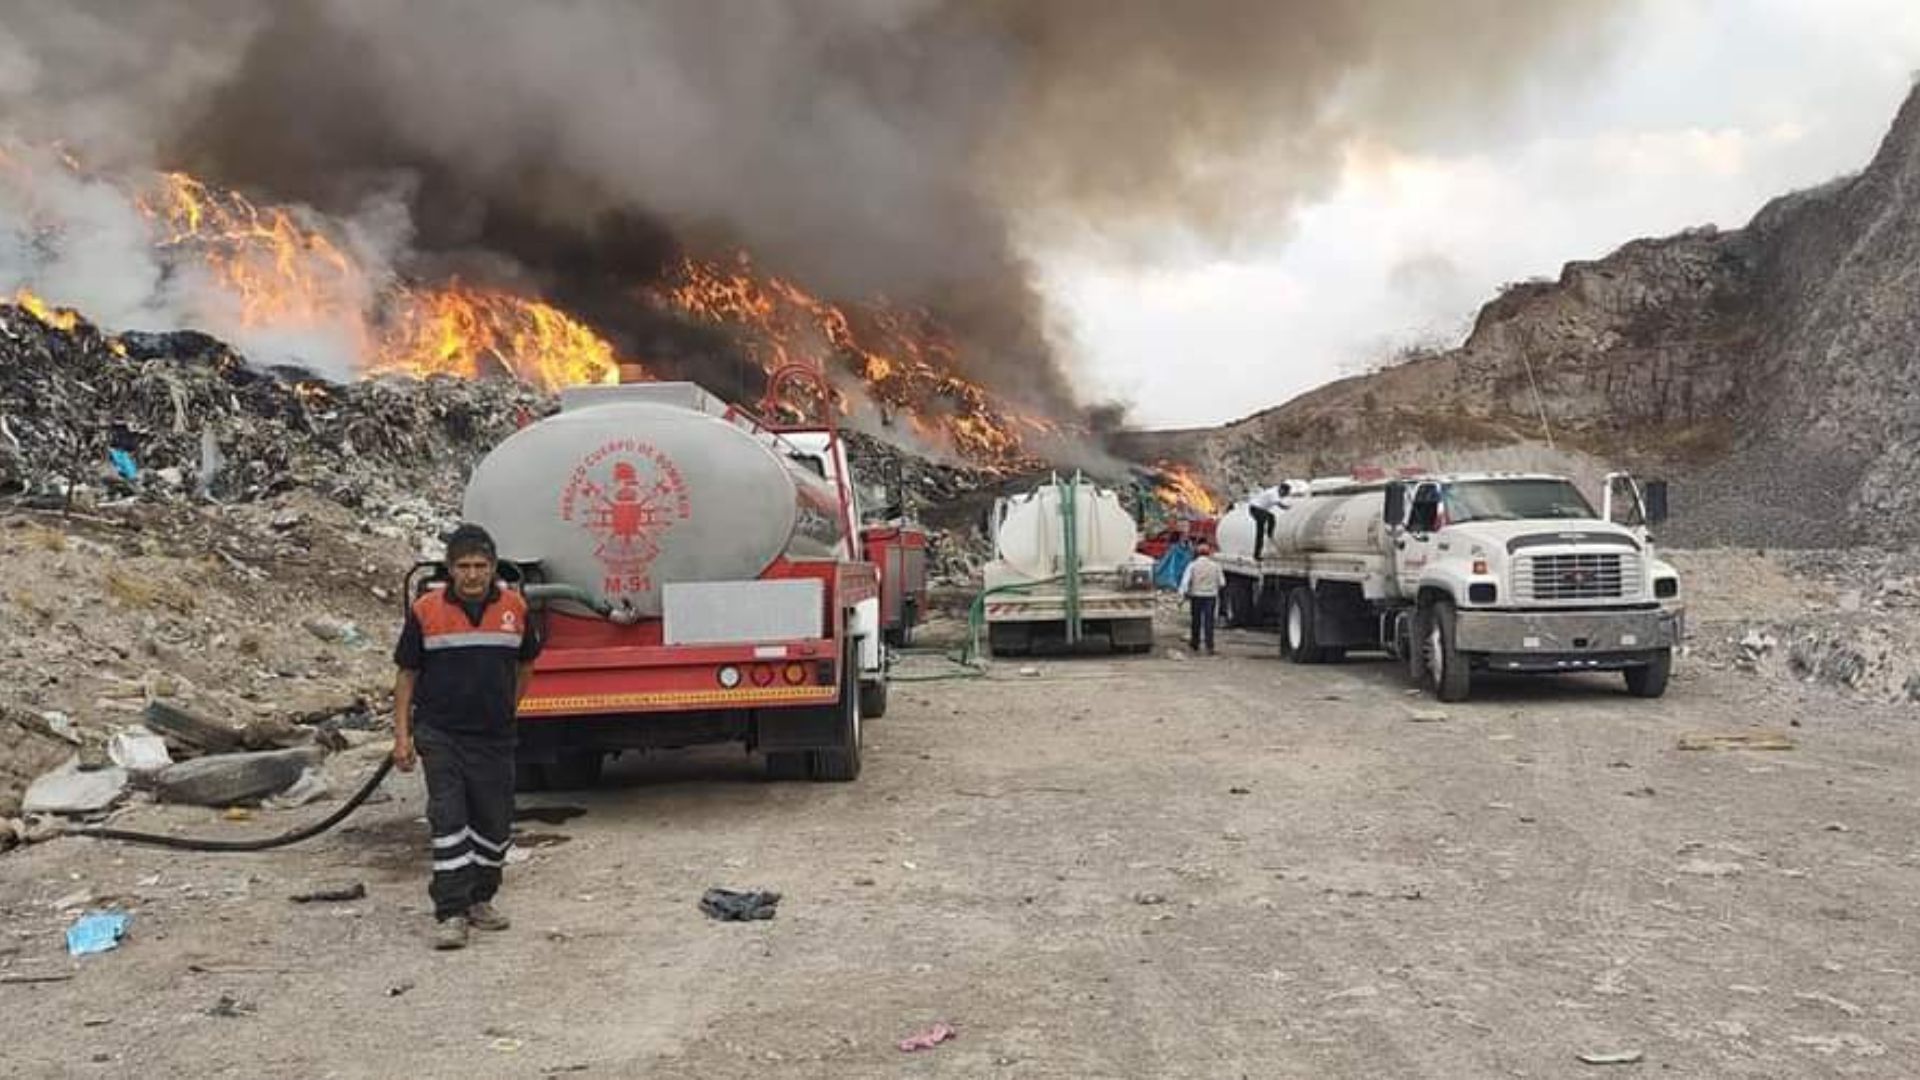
[141,172,365,337]
[1151,461,1218,516]
[11,289,82,332]
[372,283,627,392]
[659,253,1057,468]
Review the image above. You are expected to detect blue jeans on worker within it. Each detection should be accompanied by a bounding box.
[1188,595,1217,653]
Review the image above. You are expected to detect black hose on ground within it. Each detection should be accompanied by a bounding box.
[72,756,395,852]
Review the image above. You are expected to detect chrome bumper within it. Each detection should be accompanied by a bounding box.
[1455,607,1681,654]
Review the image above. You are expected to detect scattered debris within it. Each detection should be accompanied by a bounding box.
[264,767,331,810]
[23,757,128,816]
[1407,709,1449,723]
[1577,1050,1644,1066]
[1677,859,1744,878]
[1017,666,1040,677]
[290,882,367,904]
[386,981,414,997]
[698,888,781,922]
[141,699,244,755]
[153,746,323,806]
[65,911,131,956]
[0,972,75,985]
[1793,990,1865,1017]
[1227,786,1251,795]
[105,728,172,775]
[897,1022,958,1052]
[205,994,257,1019]
[1790,1033,1887,1057]
[1676,732,1795,752]
[1132,892,1168,906]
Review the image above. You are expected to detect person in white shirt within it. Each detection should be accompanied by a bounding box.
[1177,542,1226,655]
[1246,482,1293,560]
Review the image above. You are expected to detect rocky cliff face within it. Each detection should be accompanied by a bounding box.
[1129,85,1920,548]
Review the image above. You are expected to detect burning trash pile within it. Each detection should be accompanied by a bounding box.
[0,300,546,530]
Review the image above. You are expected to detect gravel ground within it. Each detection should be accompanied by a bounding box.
[4,595,1919,1077]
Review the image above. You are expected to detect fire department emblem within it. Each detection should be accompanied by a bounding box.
[559,439,693,596]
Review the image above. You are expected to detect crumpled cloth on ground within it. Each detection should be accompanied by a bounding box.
[698,887,781,921]
[898,1022,959,1052]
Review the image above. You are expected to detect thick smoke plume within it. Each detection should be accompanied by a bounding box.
[0,0,1621,417]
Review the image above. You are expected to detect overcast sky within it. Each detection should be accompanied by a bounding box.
[1034,0,1920,429]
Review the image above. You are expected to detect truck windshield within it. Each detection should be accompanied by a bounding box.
[1445,480,1595,522]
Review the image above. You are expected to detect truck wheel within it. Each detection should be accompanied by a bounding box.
[1624,649,1672,698]
[860,676,890,720]
[1281,587,1326,664]
[1224,577,1256,628]
[810,640,864,782]
[514,763,549,793]
[988,623,1031,657]
[1110,617,1155,654]
[544,750,605,790]
[765,752,810,781]
[1425,600,1472,702]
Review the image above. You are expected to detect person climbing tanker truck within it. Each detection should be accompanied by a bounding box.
[429,364,900,787]
[1214,471,1683,701]
[982,473,1158,656]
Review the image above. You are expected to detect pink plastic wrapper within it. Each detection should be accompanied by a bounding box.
[897,1022,958,1052]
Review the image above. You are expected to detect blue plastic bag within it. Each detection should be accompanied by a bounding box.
[66,911,130,956]
[108,449,139,481]
[1154,542,1194,592]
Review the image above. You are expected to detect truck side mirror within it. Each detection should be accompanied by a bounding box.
[1383,483,1405,527]
[1644,480,1669,525]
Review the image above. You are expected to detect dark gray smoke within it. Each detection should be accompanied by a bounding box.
[0,0,1625,417]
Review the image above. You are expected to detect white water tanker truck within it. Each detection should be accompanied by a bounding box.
[435,366,910,786]
[1214,472,1683,701]
[982,473,1157,656]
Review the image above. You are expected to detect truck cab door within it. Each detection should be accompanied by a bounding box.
[1394,481,1443,589]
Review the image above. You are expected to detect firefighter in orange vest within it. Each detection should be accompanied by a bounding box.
[392,524,541,950]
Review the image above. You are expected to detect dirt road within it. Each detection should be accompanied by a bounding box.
[4,625,1918,1077]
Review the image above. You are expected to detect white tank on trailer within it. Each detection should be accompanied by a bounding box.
[991,481,1143,580]
[462,382,845,616]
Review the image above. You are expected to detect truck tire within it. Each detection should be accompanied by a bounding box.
[544,750,605,790]
[765,752,810,781]
[1424,599,1472,702]
[810,640,864,782]
[860,676,890,719]
[1224,576,1257,628]
[1110,617,1154,654]
[988,623,1031,657]
[1281,587,1328,664]
[1624,649,1672,698]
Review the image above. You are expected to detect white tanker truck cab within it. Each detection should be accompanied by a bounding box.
[1217,471,1683,702]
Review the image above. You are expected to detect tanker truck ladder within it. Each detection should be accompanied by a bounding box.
[1060,470,1082,646]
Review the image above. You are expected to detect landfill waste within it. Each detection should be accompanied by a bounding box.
[65,911,131,956]
[1677,732,1796,751]
[153,747,324,806]
[698,888,782,922]
[22,757,129,816]
[264,768,331,810]
[106,729,173,775]
[897,1022,959,1052]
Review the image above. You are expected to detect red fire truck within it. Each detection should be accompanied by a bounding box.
[420,365,916,787]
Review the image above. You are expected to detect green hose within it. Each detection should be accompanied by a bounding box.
[885,575,1067,681]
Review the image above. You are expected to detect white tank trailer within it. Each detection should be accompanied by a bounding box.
[465,383,847,617]
[1214,472,1683,702]
[982,474,1157,656]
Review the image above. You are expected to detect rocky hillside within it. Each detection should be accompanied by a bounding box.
[1127,86,1920,548]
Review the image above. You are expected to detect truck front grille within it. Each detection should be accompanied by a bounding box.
[1515,552,1640,602]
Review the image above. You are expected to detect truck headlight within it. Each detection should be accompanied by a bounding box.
[1654,577,1679,599]
[1468,583,1498,604]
